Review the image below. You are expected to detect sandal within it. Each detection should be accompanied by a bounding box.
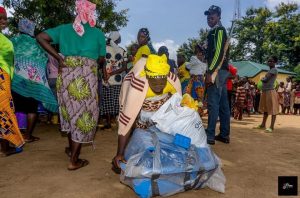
[253,125,265,130]
[111,161,121,174]
[1,147,23,157]
[68,159,89,171]
[265,128,273,133]
[24,136,40,143]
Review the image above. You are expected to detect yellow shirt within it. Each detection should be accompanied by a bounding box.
[178,63,190,83]
[133,45,151,65]
[146,81,177,98]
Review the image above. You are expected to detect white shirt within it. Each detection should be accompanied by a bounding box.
[186,56,207,76]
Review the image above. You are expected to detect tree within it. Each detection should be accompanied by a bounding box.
[231,7,272,63]
[230,3,299,69]
[177,28,208,60]
[294,64,300,82]
[2,0,128,35]
[264,3,300,70]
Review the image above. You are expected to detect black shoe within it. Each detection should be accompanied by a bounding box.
[215,135,230,144]
[207,140,215,145]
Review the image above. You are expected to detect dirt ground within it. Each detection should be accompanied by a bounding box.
[0,114,299,198]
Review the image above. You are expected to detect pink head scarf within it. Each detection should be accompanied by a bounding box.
[73,0,96,36]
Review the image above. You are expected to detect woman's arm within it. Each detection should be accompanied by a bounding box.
[108,64,127,76]
[37,32,63,63]
[112,132,131,168]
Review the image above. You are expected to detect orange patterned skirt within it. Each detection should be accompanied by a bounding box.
[0,68,24,147]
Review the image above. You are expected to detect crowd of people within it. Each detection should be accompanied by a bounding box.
[227,74,300,122]
[0,0,299,191]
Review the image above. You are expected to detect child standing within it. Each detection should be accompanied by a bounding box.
[127,43,139,72]
[185,44,207,115]
[256,56,279,132]
[282,88,290,114]
[277,82,285,113]
[293,85,300,115]
[234,79,246,120]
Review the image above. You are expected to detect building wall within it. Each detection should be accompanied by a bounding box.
[250,71,291,83]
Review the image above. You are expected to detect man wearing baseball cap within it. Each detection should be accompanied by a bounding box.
[204,5,231,145]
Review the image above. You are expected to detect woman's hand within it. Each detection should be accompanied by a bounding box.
[103,72,111,82]
[112,154,126,169]
[58,58,67,73]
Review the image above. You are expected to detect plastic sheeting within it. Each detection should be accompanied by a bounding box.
[120,127,222,198]
[151,93,208,148]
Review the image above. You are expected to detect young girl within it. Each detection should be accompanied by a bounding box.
[234,79,246,120]
[185,45,207,115]
[256,56,279,132]
[277,82,285,113]
[293,85,300,115]
[282,87,291,114]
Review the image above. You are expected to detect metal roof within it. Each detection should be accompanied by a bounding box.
[231,61,296,77]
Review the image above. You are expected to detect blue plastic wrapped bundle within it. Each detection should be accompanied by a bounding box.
[120,127,220,197]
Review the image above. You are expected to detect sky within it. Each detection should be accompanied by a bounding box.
[114,0,300,59]
[1,0,299,59]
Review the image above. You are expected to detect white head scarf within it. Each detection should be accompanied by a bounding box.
[108,31,121,49]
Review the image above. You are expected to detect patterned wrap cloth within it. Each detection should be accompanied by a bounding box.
[0,31,25,147]
[11,34,58,112]
[57,56,99,143]
[0,68,25,147]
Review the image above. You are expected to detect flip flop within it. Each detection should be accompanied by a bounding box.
[25,136,40,143]
[253,125,265,130]
[265,128,273,133]
[68,159,89,171]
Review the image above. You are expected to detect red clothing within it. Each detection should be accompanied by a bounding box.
[227,64,237,91]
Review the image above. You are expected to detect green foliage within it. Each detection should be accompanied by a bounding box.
[177,28,208,60]
[231,7,272,63]
[294,64,300,81]
[179,3,299,72]
[2,0,128,35]
[76,112,96,133]
[231,3,299,69]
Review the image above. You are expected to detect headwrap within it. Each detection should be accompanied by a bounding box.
[140,54,170,78]
[186,56,202,70]
[139,28,150,41]
[73,0,96,36]
[108,31,121,49]
[158,46,169,56]
[18,18,36,37]
[138,28,156,54]
[0,6,6,15]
